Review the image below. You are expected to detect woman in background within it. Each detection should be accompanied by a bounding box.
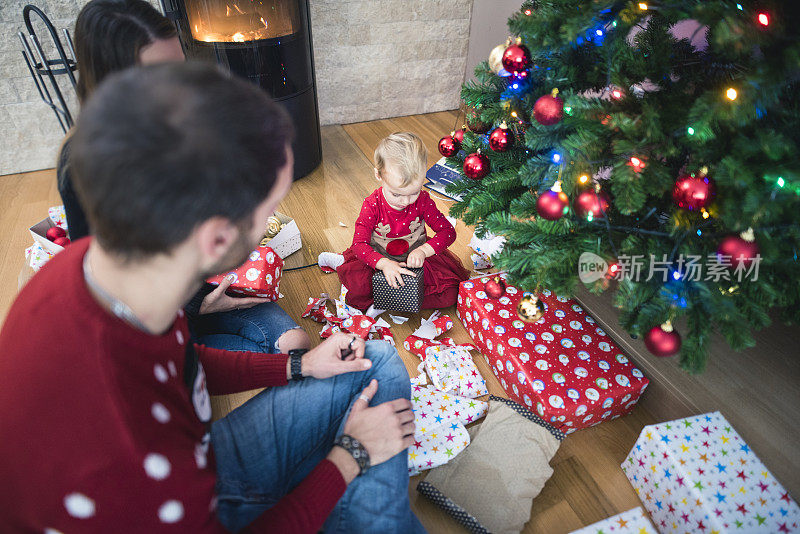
[58,0,309,354]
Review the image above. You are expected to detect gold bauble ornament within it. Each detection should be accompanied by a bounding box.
[488,38,512,74]
[517,293,545,322]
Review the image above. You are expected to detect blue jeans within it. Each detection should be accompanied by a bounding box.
[189,302,300,353]
[211,341,426,533]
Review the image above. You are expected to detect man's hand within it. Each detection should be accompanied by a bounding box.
[301,333,370,379]
[199,274,268,314]
[376,258,415,289]
[340,380,415,466]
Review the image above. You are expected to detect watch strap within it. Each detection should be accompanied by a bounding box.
[288,349,307,381]
[334,434,370,475]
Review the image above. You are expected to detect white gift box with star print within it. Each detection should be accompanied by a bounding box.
[569,507,657,534]
[622,411,800,533]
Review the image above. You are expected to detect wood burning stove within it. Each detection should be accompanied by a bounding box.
[161,0,321,179]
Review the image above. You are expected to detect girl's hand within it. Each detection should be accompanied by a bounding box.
[404,247,428,268]
[376,258,416,288]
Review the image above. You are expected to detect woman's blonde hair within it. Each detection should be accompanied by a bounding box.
[374,132,427,187]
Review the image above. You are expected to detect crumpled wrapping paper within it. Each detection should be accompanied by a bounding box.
[404,313,488,399]
[48,205,68,230]
[407,384,488,475]
[206,245,282,300]
[25,242,55,272]
[302,288,394,344]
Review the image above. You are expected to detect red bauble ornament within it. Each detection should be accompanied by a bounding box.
[46,226,67,242]
[489,123,514,152]
[438,135,460,157]
[463,152,490,180]
[536,190,569,221]
[53,237,71,247]
[533,93,564,126]
[717,229,760,269]
[645,322,681,357]
[575,190,610,219]
[485,277,506,299]
[453,129,465,143]
[501,43,531,76]
[672,173,716,211]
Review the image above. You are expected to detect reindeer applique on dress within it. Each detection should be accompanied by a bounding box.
[336,188,470,311]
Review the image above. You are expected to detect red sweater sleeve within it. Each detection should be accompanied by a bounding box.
[350,195,384,268]
[419,191,457,254]
[194,344,288,395]
[246,459,346,533]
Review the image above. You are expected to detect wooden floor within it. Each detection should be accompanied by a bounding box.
[0,110,655,533]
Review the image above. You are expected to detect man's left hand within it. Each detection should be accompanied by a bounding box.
[302,333,370,379]
[199,274,269,314]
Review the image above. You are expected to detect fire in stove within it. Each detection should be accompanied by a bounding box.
[185,0,298,43]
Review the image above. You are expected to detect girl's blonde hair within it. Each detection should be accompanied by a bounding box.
[374,132,427,187]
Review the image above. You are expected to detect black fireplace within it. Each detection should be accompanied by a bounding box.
[161,0,322,180]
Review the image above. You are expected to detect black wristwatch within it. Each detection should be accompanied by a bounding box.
[288,348,308,381]
[334,434,370,475]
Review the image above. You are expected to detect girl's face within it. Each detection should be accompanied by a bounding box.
[377,163,424,211]
[139,36,185,65]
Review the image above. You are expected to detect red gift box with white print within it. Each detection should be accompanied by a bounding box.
[206,245,282,299]
[456,274,649,433]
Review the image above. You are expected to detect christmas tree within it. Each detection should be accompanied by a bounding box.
[445,0,800,372]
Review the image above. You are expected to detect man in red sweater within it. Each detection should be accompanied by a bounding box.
[0,63,425,533]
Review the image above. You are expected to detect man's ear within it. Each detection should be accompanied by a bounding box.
[194,217,240,265]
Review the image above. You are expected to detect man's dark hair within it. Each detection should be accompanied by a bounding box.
[74,0,177,103]
[70,62,294,258]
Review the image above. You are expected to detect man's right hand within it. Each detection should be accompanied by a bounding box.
[329,379,415,480]
[375,258,416,288]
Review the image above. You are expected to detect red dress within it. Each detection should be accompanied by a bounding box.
[338,188,469,310]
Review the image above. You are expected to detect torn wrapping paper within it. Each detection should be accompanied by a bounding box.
[408,384,488,475]
[471,253,493,270]
[389,314,409,325]
[411,312,453,340]
[25,242,55,271]
[206,246,282,300]
[302,291,394,344]
[468,231,505,269]
[405,314,488,399]
[48,205,68,231]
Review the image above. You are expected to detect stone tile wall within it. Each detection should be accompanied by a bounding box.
[0,0,472,175]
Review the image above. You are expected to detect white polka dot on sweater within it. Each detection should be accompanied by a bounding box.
[64,493,95,518]
[45,528,64,534]
[158,500,184,523]
[153,364,168,383]
[176,330,185,345]
[143,453,171,480]
[167,361,177,377]
[151,403,171,423]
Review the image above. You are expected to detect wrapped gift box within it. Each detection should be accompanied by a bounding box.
[456,274,648,433]
[206,245,282,300]
[372,267,424,313]
[622,411,800,533]
[569,507,656,533]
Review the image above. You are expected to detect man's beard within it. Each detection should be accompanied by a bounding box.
[200,231,256,280]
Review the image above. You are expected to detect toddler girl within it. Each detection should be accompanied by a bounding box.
[320,132,469,314]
